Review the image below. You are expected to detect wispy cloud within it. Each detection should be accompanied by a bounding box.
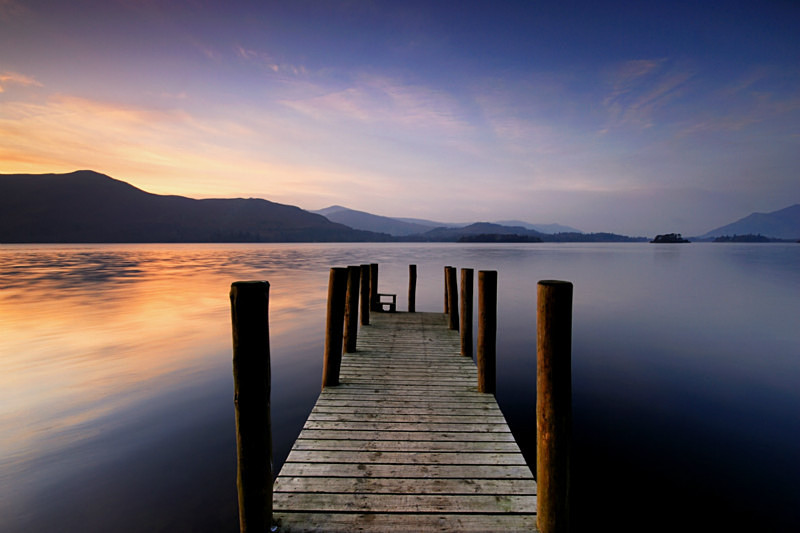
[280,73,471,135]
[234,44,308,75]
[602,59,693,129]
[0,71,43,93]
[676,67,800,136]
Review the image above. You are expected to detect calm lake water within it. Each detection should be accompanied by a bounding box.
[1,243,798,532]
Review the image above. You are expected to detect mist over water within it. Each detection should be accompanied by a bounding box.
[1,243,798,532]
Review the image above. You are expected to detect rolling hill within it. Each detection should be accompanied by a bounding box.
[0,171,389,243]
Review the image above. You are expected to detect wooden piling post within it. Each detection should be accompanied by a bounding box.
[344,266,360,353]
[230,281,272,533]
[370,263,379,312]
[322,267,348,389]
[447,266,459,330]
[444,266,451,313]
[536,280,573,533]
[359,264,370,326]
[477,270,497,394]
[460,268,474,357]
[408,264,417,313]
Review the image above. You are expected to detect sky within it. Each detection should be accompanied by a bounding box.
[0,0,798,236]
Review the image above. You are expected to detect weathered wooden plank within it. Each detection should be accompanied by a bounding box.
[295,429,518,442]
[318,381,478,395]
[273,493,536,513]
[303,420,512,433]
[278,462,535,479]
[315,394,497,404]
[339,371,477,378]
[318,389,495,401]
[272,512,538,533]
[306,412,507,424]
[274,476,536,495]
[312,405,503,415]
[292,439,524,453]
[286,450,528,466]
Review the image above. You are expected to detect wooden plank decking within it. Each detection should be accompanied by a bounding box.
[273,311,538,532]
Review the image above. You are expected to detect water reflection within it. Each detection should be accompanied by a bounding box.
[1,243,799,532]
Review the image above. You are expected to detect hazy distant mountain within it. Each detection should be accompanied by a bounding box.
[409,222,642,242]
[0,171,389,243]
[313,205,433,236]
[698,204,800,240]
[315,206,582,236]
[494,220,582,234]
[393,217,465,229]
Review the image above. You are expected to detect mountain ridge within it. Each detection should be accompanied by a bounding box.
[3,170,796,243]
[0,171,390,243]
[316,205,582,236]
[698,204,800,240]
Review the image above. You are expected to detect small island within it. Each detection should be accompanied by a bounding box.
[651,233,690,243]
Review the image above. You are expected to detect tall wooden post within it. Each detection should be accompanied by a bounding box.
[344,266,360,353]
[477,270,497,394]
[360,264,370,326]
[444,266,451,313]
[536,280,573,533]
[322,267,348,389]
[408,264,417,313]
[370,263,379,312]
[230,281,272,533]
[447,266,459,330]
[460,268,474,357]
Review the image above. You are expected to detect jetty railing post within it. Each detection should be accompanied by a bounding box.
[476,270,497,394]
[322,267,348,389]
[359,264,370,326]
[536,280,573,533]
[460,268,474,357]
[344,266,360,353]
[230,281,272,533]
[447,266,459,330]
[370,263,379,312]
[444,265,451,313]
[408,264,417,313]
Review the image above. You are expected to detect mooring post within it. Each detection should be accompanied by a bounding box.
[322,267,348,389]
[477,270,497,393]
[408,264,417,313]
[447,266,459,330]
[344,266,361,353]
[230,281,272,533]
[460,268,474,357]
[370,263,379,312]
[536,280,573,533]
[359,264,370,326]
[443,265,451,313]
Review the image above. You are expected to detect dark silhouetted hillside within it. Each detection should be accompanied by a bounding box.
[413,222,546,242]
[0,171,390,243]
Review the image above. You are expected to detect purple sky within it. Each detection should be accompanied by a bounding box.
[1,0,798,235]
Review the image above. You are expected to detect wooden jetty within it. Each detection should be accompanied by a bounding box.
[230,267,572,533]
[273,311,537,532]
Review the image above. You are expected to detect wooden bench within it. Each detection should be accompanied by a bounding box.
[376,293,396,312]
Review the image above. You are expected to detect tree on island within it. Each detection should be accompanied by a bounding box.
[651,233,690,243]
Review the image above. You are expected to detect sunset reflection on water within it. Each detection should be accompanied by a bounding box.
[0,244,332,531]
